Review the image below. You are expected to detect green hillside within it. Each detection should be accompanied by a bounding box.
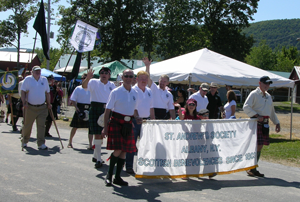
[243,19,300,50]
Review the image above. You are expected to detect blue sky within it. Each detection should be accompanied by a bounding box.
[1,0,300,49]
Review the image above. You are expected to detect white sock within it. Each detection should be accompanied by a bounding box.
[94,139,103,162]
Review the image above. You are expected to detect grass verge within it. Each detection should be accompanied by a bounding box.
[261,134,300,167]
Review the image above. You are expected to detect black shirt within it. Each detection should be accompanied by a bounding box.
[206,91,222,119]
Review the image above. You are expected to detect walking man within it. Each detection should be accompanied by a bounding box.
[125,70,155,174]
[102,69,141,186]
[82,67,116,168]
[243,76,280,177]
[21,66,51,149]
[144,57,175,119]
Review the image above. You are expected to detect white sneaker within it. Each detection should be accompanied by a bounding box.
[22,143,27,148]
[38,144,48,150]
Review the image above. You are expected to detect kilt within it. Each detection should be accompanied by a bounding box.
[70,103,90,128]
[257,119,270,146]
[106,112,136,153]
[89,102,105,135]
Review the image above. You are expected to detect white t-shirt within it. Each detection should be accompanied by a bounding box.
[70,86,91,104]
[132,84,153,118]
[189,92,209,112]
[87,79,115,103]
[21,75,50,105]
[224,100,236,119]
[106,85,138,116]
[150,82,174,111]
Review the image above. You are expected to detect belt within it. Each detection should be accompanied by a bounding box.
[112,112,133,122]
[91,102,105,108]
[28,103,45,107]
[77,103,90,110]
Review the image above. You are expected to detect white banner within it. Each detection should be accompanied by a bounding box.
[136,119,257,178]
[70,20,98,53]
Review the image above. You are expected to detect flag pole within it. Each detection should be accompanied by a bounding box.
[59,48,76,82]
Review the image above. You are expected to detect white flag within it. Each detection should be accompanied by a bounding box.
[70,20,98,53]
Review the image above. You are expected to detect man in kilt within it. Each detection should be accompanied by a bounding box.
[68,74,91,148]
[243,76,280,177]
[102,69,142,186]
[144,57,175,120]
[82,67,116,168]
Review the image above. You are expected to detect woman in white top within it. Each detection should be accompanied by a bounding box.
[223,90,237,119]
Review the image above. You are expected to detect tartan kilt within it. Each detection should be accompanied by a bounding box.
[70,111,89,128]
[89,104,105,135]
[257,122,270,146]
[106,116,136,153]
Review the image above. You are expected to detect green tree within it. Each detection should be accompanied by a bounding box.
[0,0,37,69]
[245,41,276,70]
[35,47,63,71]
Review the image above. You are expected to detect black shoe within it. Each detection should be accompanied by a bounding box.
[95,161,103,168]
[113,177,128,186]
[13,127,18,132]
[45,133,52,137]
[5,118,8,123]
[254,170,265,177]
[105,175,112,186]
[126,168,135,175]
[92,157,97,162]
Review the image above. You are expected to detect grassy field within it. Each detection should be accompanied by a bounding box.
[261,134,300,167]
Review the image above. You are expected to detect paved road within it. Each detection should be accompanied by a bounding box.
[0,120,300,202]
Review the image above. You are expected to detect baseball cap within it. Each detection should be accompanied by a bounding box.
[198,109,209,115]
[32,66,41,71]
[200,83,209,91]
[186,98,197,106]
[260,76,273,84]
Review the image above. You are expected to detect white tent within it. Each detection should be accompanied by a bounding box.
[133,48,294,88]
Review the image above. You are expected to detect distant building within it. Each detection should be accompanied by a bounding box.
[289,66,300,104]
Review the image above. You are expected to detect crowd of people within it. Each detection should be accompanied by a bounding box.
[0,59,281,186]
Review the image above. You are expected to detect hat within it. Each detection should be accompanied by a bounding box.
[32,66,41,71]
[260,76,273,84]
[99,67,111,74]
[47,74,54,79]
[210,82,218,88]
[186,98,197,106]
[198,109,209,115]
[200,83,209,91]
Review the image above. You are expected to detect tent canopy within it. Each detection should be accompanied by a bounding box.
[41,68,66,81]
[133,48,294,88]
[78,61,129,81]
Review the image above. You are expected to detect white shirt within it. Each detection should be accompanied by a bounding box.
[70,86,91,104]
[21,75,50,105]
[150,82,174,111]
[87,79,116,103]
[18,80,24,97]
[189,92,209,112]
[243,87,279,124]
[106,85,138,116]
[224,100,236,119]
[132,84,153,118]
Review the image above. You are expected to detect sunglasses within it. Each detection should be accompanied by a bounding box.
[188,103,196,106]
[124,75,134,78]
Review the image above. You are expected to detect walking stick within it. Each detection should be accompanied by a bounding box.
[48,108,64,149]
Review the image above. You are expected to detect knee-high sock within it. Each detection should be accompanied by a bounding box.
[93,139,97,159]
[115,158,126,179]
[251,151,261,172]
[94,139,102,162]
[108,153,118,177]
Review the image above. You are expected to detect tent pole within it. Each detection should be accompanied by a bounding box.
[290,85,295,140]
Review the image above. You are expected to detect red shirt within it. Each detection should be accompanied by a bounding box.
[182,110,200,120]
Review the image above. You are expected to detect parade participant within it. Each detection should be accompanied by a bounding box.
[174,98,200,120]
[125,70,155,174]
[223,90,237,119]
[102,69,141,186]
[189,83,209,112]
[45,75,63,137]
[243,76,280,177]
[206,82,223,119]
[68,74,91,148]
[21,66,51,149]
[82,67,116,168]
[144,57,175,119]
